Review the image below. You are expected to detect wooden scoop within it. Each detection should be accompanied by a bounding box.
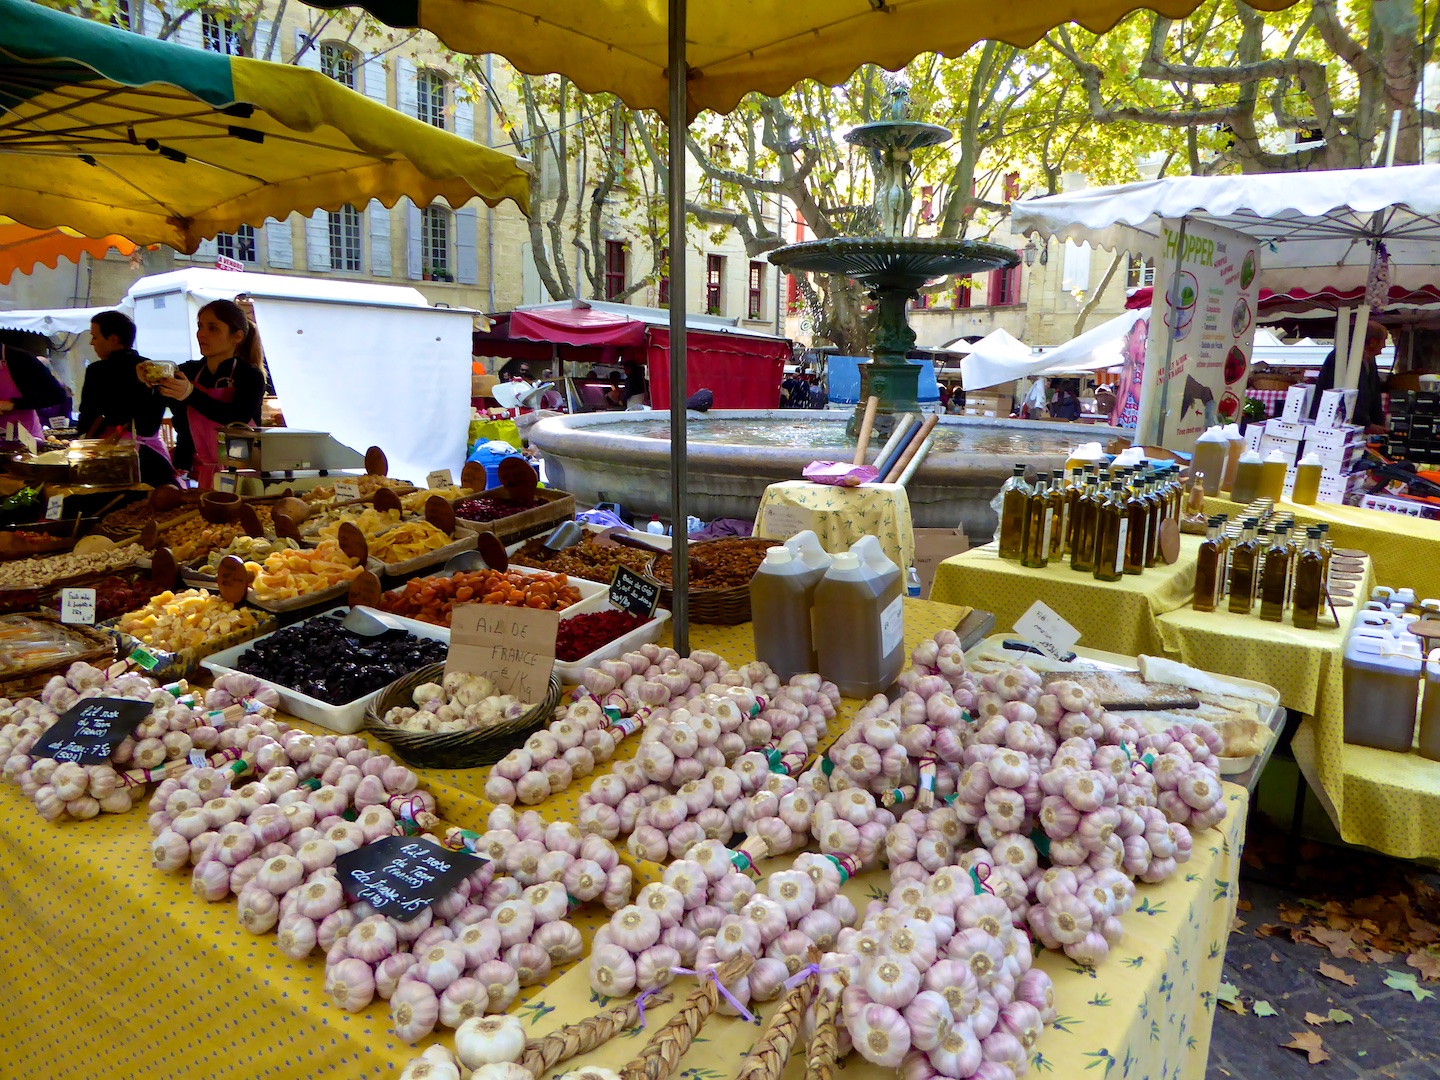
[272,512,303,543]
[346,570,384,614]
[150,547,179,592]
[272,496,310,523]
[497,455,539,503]
[237,503,264,537]
[373,487,402,515]
[336,521,369,565]
[364,446,388,476]
[459,460,487,492]
[424,494,456,536]
[215,555,252,605]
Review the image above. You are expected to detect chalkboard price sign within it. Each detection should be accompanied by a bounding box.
[34,697,155,764]
[609,565,660,619]
[334,836,483,920]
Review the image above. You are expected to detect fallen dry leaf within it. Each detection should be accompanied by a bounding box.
[1366,948,1395,964]
[1383,969,1436,1001]
[1328,1009,1353,1024]
[1271,953,1283,963]
[1303,1012,1329,1026]
[1232,917,1247,933]
[1318,962,1357,987]
[1310,927,1358,959]
[1256,923,1284,939]
[1283,1031,1330,1065]
[1254,1000,1278,1017]
[1408,952,1440,981]
[1279,907,1306,925]
[1238,899,1253,912]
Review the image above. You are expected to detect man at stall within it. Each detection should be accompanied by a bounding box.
[622,358,648,409]
[1309,319,1388,434]
[78,311,176,486]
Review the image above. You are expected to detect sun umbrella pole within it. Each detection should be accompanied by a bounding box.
[668,0,690,655]
[1333,306,1353,394]
[1345,303,1370,392]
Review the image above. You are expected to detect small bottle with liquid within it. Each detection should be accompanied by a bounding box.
[1071,472,1100,573]
[1231,450,1264,504]
[1318,523,1334,580]
[1192,427,1227,496]
[1292,451,1322,505]
[1124,478,1148,575]
[1065,467,1089,553]
[1094,482,1128,583]
[1228,518,1261,614]
[1021,473,1054,569]
[1143,477,1163,567]
[1292,527,1325,629]
[1194,516,1224,612]
[997,464,1030,560]
[1259,524,1292,622]
[1049,471,1072,559]
[1258,450,1289,502]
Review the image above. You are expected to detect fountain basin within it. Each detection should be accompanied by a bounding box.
[528,410,1125,541]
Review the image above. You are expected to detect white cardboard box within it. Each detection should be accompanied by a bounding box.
[1305,423,1365,454]
[1259,434,1302,461]
[1244,422,1267,453]
[1313,443,1366,473]
[1267,419,1308,441]
[1315,389,1359,429]
[1317,472,1367,504]
[1281,386,1314,423]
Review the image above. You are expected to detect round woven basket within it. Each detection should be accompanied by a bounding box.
[642,536,774,626]
[364,663,561,769]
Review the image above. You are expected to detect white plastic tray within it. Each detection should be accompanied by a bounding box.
[201,607,450,734]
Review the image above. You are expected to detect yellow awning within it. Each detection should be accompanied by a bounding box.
[319,0,1302,118]
[0,0,531,253]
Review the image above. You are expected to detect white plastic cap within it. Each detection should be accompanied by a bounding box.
[1264,449,1290,465]
[764,547,793,564]
[831,552,861,571]
[1223,424,1244,439]
[1239,449,1263,464]
[1196,426,1226,443]
[1299,452,1321,467]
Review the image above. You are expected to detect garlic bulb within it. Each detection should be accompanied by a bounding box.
[390,980,440,1045]
[454,1014,526,1069]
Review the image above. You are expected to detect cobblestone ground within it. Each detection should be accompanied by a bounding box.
[1207,823,1440,1080]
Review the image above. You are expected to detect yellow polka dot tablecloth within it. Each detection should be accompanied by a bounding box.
[753,479,915,573]
[929,536,1202,659]
[1203,495,1440,601]
[438,787,1249,1080]
[413,599,973,879]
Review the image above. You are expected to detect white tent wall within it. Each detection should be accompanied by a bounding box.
[249,297,472,483]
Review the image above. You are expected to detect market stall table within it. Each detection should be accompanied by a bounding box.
[929,537,1201,658]
[754,479,916,575]
[0,595,1250,1080]
[1204,493,1440,599]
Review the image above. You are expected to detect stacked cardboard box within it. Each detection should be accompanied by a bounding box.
[1387,391,1440,469]
[1241,386,1367,503]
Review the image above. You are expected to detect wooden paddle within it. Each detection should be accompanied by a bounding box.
[364,446,388,476]
[852,396,879,466]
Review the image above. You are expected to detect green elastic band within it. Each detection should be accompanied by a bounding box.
[1029,829,1052,860]
[764,748,785,772]
[968,867,985,895]
[822,853,851,884]
[300,777,322,790]
[820,755,834,776]
[1142,752,1156,769]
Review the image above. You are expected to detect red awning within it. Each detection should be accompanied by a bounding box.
[507,306,647,348]
[1126,283,1440,313]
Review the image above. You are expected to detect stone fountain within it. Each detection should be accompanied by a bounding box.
[768,85,1019,437]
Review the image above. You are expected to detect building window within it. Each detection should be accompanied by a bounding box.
[706,255,725,315]
[110,0,131,30]
[988,264,1022,307]
[657,248,670,307]
[215,225,257,264]
[748,262,764,319]
[320,44,356,89]
[1126,255,1155,289]
[701,177,725,206]
[417,70,446,129]
[422,206,450,278]
[201,12,244,55]
[329,205,363,272]
[1003,171,1021,202]
[954,280,972,309]
[604,241,627,301]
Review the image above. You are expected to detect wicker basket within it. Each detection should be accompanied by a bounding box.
[0,612,116,699]
[642,536,775,626]
[364,663,562,769]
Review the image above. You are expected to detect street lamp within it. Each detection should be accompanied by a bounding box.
[1023,238,1047,267]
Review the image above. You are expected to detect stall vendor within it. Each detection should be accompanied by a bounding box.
[158,300,266,489]
[1309,319,1388,434]
[78,310,176,486]
[0,342,66,440]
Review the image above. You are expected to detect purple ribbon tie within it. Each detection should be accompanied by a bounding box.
[669,966,758,1024]
[783,963,838,990]
[634,985,665,1028]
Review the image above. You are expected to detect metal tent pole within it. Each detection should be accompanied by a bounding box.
[667,0,690,655]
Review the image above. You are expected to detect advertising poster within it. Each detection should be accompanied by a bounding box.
[1135,219,1260,450]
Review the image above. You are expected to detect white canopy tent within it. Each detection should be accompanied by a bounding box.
[954,327,1035,389]
[0,305,113,336]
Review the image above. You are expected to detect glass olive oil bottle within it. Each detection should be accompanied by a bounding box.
[1071,471,1100,573]
[1259,524,1292,622]
[1193,516,1223,612]
[1124,478,1148,575]
[1049,470,1074,558]
[1228,518,1260,614]
[1094,482,1128,583]
[1292,527,1325,629]
[1021,473,1054,568]
[998,464,1029,561]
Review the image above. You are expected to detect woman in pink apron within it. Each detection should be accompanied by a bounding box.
[0,343,66,441]
[158,300,266,489]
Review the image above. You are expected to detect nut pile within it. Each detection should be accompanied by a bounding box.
[649,537,773,590]
[0,543,143,590]
[510,536,651,581]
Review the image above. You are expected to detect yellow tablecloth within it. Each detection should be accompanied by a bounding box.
[1204,495,1440,600]
[929,536,1201,658]
[754,479,914,573]
[0,599,1245,1080]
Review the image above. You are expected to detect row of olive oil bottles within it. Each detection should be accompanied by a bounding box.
[1193,515,1332,629]
[996,463,1186,580]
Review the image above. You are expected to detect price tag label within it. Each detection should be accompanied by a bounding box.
[757,502,817,541]
[45,494,64,521]
[188,750,207,769]
[609,565,661,619]
[59,588,97,625]
[1013,600,1081,661]
[335,835,483,920]
[426,468,454,489]
[16,424,36,454]
[33,698,155,764]
[334,480,361,501]
[446,603,558,700]
[129,646,160,671]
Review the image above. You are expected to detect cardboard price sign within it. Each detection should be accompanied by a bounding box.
[335,835,482,921]
[609,565,660,619]
[334,481,362,502]
[59,588,97,625]
[446,603,558,701]
[34,698,155,764]
[1012,600,1080,661]
[426,469,454,489]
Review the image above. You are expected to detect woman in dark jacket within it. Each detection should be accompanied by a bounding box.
[0,344,66,440]
[158,300,265,488]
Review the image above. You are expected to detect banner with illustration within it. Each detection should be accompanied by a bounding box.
[1134,219,1260,450]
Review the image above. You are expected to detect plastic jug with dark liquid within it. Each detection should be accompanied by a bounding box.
[813,535,904,698]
